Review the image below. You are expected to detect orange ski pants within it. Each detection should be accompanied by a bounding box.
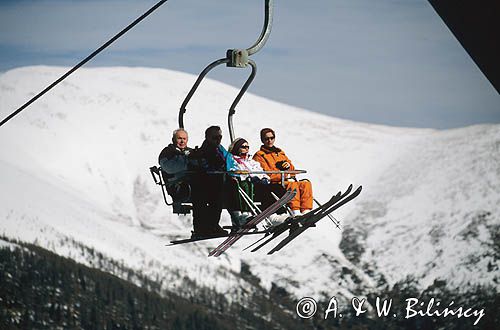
[284,180,313,211]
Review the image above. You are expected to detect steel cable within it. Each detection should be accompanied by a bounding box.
[0,0,169,128]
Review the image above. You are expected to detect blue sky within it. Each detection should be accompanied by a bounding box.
[1,0,499,129]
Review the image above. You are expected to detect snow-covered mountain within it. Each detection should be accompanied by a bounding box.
[1,66,498,305]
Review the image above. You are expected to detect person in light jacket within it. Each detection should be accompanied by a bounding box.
[226,137,271,228]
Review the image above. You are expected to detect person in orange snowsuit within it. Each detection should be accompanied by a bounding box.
[253,128,313,215]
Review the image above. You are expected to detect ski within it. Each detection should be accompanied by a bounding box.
[267,185,362,254]
[209,189,296,257]
[208,189,296,257]
[249,184,352,253]
[167,230,268,246]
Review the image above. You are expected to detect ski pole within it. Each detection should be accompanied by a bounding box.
[313,198,341,229]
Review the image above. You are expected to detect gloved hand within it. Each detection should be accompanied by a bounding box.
[251,176,270,185]
[250,176,260,184]
[260,177,270,185]
[276,160,291,170]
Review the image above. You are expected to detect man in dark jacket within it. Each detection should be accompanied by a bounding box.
[159,128,191,178]
[189,126,237,238]
[158,128,192,203]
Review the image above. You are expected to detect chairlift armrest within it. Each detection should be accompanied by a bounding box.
[150,166,162,185]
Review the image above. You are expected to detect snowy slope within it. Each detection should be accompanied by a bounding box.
[342,124,500,290]
[0,66,498,302]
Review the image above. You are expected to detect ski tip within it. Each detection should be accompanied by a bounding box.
[166,241,183,246]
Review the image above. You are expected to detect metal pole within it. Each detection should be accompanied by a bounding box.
[228,60,257,141]
[178,58,229,128]
[247,0,274,55]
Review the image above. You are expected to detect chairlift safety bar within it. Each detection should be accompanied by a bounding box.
[208,169,307,187]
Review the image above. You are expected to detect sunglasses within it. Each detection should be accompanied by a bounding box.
[240,145,249,149]
[264,136,275,141]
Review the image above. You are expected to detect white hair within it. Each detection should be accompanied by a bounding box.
[172,128,188,142]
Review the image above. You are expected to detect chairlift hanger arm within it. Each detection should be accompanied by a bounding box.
[227,0,274,68]
[180,1,273,139]
[178,58,256,138]
[228,59,257,141]
[247,0,274,56]
[178,58,229,129]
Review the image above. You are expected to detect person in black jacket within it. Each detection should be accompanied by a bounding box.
[158,128,192,202]
[159,129,191,176]
[188,126,237,238]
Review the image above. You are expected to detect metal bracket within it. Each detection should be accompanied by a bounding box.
[226,49,249,68]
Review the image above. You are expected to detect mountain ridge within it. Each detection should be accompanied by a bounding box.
[1,66,498,308]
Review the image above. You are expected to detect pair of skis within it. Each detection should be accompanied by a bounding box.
[207,189,296,257]
[266,184,362,254]
[246,184,361,254]
[167,184,361,257]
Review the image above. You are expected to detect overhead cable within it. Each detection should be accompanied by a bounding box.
[0,0,169,127]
